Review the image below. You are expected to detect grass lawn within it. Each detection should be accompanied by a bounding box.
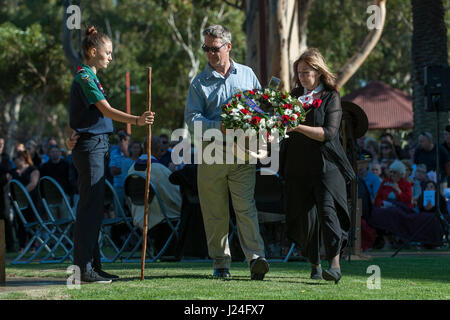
[1,255,449,300]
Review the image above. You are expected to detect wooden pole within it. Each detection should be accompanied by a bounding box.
[140,67,152,281]
[0,219,5,284]
[125,71,131,135]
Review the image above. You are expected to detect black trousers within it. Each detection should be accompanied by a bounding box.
[285,177,343,266]
[72,134,109,272]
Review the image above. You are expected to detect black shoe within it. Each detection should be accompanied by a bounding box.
[95,269,120,280]
[310,266,323,280]
[80,269,112,284]
[213,268,231,279]
[322,267,341,284]
[250,257,269,280]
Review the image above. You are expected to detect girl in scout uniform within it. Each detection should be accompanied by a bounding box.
[66,26,154,283]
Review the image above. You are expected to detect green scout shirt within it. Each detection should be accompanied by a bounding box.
[69,64,113,134]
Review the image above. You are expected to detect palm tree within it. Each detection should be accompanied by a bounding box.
[411,0,448,139]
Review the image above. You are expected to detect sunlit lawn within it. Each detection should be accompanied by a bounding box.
[2,255,449,300]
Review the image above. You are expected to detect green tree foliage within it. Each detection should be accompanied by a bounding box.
[0,0,446,147]
[307,0,413,96]
[0,21,72,144]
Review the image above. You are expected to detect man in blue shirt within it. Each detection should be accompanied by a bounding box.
[184,25,268,280]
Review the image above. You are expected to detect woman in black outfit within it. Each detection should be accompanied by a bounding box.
[281,48,355,284]
[11,150,40,250]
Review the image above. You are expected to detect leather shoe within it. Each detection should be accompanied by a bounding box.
[250,257,269,280]
[310,266,323,280]
[213,268,231,279]
[94,269,120,280]
[322,267,341,284]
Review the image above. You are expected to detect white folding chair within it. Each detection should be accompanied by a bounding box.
[255,167,295,262]
[38,176,75,263]
[123,172,181,262]
[8,179,60,264]
[98,179,141,262]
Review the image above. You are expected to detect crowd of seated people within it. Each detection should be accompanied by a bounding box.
[0,132,185,255]
[358,128,450,251]
[0,136,76,253]
[2,126,450,257]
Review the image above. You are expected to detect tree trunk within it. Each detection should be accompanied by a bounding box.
[411,0,448,140]
[5,94,24,156]
[62,0,82,72]
[245,0,310,91]
[335,0,386,90]
[35,86,49,141]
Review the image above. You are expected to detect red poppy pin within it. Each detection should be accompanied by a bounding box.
[312,99,322,109]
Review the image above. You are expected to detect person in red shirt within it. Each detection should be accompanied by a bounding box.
[375,160,413,209]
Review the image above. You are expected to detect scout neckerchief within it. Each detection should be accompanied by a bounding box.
[76,65,108,101]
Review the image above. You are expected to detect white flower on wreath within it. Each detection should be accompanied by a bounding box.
[266,118,276,128]
[259,118,266,130]
[231,108,240,115]
[284,109,292,116]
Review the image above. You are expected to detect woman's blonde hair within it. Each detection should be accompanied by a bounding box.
[293,48,337,92]
[14,150,33,166]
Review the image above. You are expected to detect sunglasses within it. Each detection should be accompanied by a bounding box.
[202,42,227,53]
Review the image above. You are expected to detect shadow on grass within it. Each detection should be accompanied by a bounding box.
[113,273,329,286]
[6,255,450,283]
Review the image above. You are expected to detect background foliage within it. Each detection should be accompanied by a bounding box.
[0,0,448,151]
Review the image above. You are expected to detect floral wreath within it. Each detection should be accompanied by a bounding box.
[221,88,312,138]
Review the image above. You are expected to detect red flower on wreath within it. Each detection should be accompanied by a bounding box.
[312,99,322,109]
[303,104,311,110]
[240,109,251,115]
[281,115,290,123]
[251,116,261,125]
[262,94,269,100]
[236,94,242,99]
[248,90,256,95]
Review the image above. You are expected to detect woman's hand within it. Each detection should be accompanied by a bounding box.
[392,182,402,194]
[137,111,155,126]
[286,126,298,133]
[286,124,325,142]
[66,131,80,151]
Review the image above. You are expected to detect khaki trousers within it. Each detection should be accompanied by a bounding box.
[198,163,265,269]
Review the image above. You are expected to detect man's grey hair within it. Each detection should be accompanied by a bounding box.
[202,25,232,44]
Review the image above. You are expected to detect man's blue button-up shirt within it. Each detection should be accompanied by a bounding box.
[184,60,261,134]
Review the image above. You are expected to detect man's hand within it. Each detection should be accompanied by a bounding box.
[66,131,80,151]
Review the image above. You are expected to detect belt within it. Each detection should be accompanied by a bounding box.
[78,132,110,139]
